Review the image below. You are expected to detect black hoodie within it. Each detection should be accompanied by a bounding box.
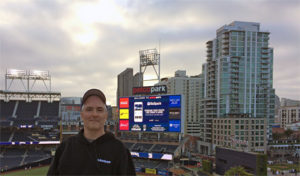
[47,130,136,175]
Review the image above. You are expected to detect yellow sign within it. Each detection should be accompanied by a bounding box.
[145,168,156,174]
[119,109,129,119]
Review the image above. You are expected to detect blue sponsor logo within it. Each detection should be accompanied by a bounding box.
[157,169,168,176]
[169,120,180,132]
[169,95,181,108]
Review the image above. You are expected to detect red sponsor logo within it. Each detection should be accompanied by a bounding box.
[119,98,129,108]
[132,87,151,95]
[119,120,129,130]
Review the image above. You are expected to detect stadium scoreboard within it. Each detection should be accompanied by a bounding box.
[119,95,182,133]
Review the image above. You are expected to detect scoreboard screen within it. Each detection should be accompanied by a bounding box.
[119,95,181,133]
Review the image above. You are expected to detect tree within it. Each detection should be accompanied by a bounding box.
[284,129,293,139]
[225,166,253,176]
[256,154,267,176]
[202,160,213,174]
[272,133,283,140]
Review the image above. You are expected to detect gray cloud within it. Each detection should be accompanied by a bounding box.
[0,0,299,105]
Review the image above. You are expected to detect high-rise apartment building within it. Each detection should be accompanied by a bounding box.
[199,21,275,154]
[157,70,203,136]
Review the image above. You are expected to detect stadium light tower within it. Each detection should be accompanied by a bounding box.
[2,69,60,102]
[5,69,51,92]
[139,48,160,86]
[5,69,27,91]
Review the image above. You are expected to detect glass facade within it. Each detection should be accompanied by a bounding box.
[201,22,275,143]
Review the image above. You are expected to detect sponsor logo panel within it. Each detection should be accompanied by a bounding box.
[119,109,129,119]
[119,120,129,130]
[119,98,129,108]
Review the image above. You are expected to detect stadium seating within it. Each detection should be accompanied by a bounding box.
[0,120,11,127]
[0,157,22,170]
[132,143,153,152]
[23,149,50,165]
[151,144,178,154]
[37,120,58,127]
[0,100,15,118]
[13,119,36,126]
[156,161,169,169]
[3,148,26,156]
[124,142,135,150]
[16,101,38,119]
[152,144,165,153]
[39,101,59,117]
[0,131,11,142]
[133,158,168,169]
[23,156,45,164]
[165,145,178,153]
[12,131,31,141]
[0,148,50,171]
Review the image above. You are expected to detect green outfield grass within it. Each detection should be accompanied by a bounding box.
[2,165,49,176]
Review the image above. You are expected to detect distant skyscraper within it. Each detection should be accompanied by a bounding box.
[117,68,133,105]
[133,72,143,87]
[199,21,275,154]
[157,70,203,136]
[117,68,143,105]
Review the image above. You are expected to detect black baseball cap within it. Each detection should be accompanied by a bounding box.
[81,88,106,107]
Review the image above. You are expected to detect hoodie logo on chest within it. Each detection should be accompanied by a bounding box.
[97,158,111,164]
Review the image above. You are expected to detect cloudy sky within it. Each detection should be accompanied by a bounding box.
[0,0,299,105]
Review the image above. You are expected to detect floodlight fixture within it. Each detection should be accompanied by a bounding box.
[6,69,26,78]
[139,48,160,86]
[30,70,49,79]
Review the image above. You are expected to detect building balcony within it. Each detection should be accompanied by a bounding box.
[261,49,268,54]
[222,33,229,39]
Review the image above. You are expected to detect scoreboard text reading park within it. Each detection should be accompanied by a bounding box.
[119,95,182,133]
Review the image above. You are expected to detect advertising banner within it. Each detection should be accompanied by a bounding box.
[145,168,157,174]
[119,95,181,133]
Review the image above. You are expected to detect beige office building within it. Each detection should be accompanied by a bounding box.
[212,116,267,153]
[279,106,300,129]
